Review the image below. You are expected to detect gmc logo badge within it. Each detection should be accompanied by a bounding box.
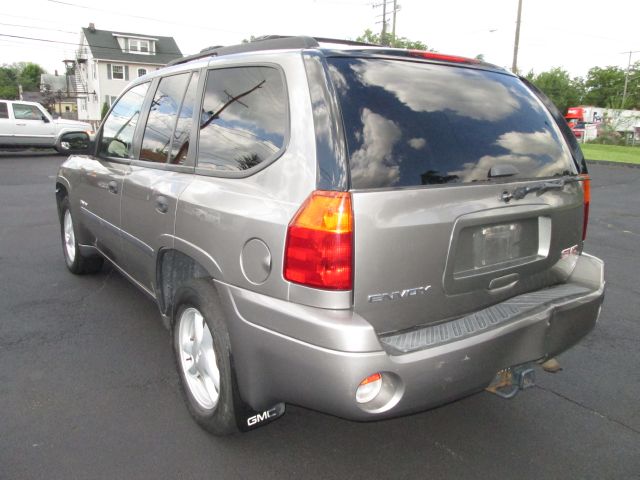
[247,407,279,426]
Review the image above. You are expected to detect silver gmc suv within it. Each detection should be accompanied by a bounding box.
[54,36,605,435]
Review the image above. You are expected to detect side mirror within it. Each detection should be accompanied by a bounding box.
[41,115,51,123]
[56,131,92,155]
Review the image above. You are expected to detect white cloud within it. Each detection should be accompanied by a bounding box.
[352,60,520,121]
[350,108,402,188]
[408,137,426,149]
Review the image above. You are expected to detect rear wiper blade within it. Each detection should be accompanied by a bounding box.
[501,179,570,202]
[513,179,565,200]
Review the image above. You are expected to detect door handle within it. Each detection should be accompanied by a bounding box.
[16,123,27,126]
[155,195,169,214]
[107,181,119,194]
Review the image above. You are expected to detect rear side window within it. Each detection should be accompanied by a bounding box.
[140,73,191,163]
[0,102,8,119]
[327,58,575,189]
[99,83,149,159]
[197,66,287,172]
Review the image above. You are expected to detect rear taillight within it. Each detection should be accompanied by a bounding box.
[284,190,353,290]
[581,174,590,241]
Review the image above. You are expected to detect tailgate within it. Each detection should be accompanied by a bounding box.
[352,182,583,333]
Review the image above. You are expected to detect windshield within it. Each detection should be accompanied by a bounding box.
[326,57,576,189]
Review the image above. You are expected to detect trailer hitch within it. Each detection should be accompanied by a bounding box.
[485,364,536,399]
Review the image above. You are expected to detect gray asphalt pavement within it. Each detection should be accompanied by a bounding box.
[1,152,639,479]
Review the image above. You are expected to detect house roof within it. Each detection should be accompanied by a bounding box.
[21,91,47,104]
[81,27,183,65]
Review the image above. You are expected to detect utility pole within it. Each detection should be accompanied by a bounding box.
[373,1,397,46]
[381,0,387,43]
[512,0,523,74]
[621,50,639,109]
[392,0,397,43]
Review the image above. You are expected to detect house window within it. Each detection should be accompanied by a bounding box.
[129,39,150,53]
[138,68,147,77]
[112,65,124,80]
[105,96,119,107]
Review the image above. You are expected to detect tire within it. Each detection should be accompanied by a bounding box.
[172,279,238,435]
[59,196,103,274]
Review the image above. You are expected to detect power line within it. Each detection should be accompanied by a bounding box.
[0,12,77,27]
[46,0,249,35]
[0,22,77,34]
[0,33,186,56]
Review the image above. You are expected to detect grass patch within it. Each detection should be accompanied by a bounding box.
[581,144,640,164]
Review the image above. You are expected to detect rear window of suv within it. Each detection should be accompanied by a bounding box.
[326,58,575,189]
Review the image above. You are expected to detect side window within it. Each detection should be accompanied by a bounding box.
[12,104,43,120]
[139,73,191,163]
[170,72,199,164]
[0,102,8,119]
[99,82,149,159]
[197,66,287,172]
[138,68,147,77]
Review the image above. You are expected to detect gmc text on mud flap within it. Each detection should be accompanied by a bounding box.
[247,407,279,427]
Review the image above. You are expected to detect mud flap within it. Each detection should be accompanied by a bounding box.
[230,355,286,432]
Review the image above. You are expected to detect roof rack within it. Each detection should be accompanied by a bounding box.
[166,35,378,67]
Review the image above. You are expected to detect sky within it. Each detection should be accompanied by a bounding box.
[0,0,638,78]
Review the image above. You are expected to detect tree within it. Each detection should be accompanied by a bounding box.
[0,66,19,99]
[0,62,47,99]
[583,63,639,109]
[525,68,584,115]
[101,102,109,120]
[583,66,625,108]
[356,29,429,50]
[18,63,45,91]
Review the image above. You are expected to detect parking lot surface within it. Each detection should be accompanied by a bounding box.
[1,152,638,479]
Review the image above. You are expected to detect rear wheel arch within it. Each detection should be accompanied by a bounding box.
[156,249,221,322]
[55,182,69,220]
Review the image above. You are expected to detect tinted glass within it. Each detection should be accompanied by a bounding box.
[327,58,575,189]
[140,73,190,163]
[0,102,8,119]
[13,104,43,120]
[99,83,149,159]
[170,72,199,164]
[198,67,286,171]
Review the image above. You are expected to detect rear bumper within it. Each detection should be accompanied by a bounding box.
[219,254,604,421]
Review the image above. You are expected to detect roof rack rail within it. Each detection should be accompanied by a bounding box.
[166,35,378,67]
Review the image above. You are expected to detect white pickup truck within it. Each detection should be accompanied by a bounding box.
[0,99,92,151]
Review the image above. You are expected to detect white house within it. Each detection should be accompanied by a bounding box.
[75,23,183,126]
